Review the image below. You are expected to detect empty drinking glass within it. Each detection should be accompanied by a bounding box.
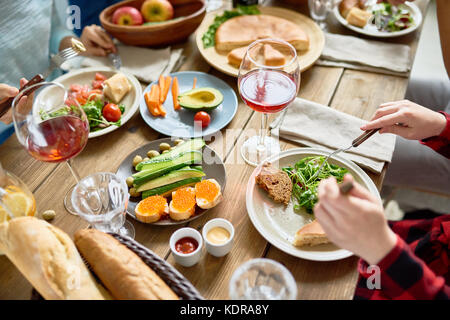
[308,0,335,30]
[229,258,297,299]
[71,172,135,239]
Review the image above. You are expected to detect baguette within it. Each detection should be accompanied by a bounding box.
[0,217,110,300]
[74,229,179,300]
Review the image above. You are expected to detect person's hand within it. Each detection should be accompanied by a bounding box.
[0,79,28,125]
[314,174,397,265]
[360,100,447,140]
[80,25,116,57]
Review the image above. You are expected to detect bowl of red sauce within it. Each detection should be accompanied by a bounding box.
[170,227,203,267]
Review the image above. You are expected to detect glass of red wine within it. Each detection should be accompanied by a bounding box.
[12,82,89,215]
[238,38,300,166]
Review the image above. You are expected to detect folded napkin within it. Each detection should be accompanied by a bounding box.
[270,98,396,173]
[316,33,412,77]
[77,44,184,83]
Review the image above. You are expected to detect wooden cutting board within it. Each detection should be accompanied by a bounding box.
[195,6,325,77]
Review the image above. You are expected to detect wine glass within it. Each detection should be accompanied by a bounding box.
[71,172,135,239]
[238,38,300,166]
[12,82,89,215]
[229,258,298,299]
[308,0,335,30]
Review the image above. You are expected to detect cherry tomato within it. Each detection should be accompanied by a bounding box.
[103,103,122,122]
[194,111,211,128]
[95,72,107,81]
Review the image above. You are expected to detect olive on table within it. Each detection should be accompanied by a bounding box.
[159,143,171,151]
[147,150,160,158]
[132,155,143,167]
[129,188,141,198]
[42,210,56,221]
[126,177,134,187]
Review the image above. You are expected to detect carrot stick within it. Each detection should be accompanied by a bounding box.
[158,75,165,104]
[192,77,197,89]
[172,77,180,110]
[162,76,172,103]
[145,91,159,116]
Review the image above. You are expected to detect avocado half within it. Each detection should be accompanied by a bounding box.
[178,87,224,111]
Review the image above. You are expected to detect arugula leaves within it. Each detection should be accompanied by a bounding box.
[202,5,260,49]
[282,156,348,214]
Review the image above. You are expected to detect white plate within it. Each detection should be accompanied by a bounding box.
[333,1,422,38]
[52,67,142,138]
[246,147,381,261]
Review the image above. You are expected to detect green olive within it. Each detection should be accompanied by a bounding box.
[159,142,171,151]
[129,188,141,198]
[162,150,170,154]
[174,139,185,146]
[147,150,160,158]
[143,157,150,162]
[42,210,56,221]
[132,155,143,167]
[126,177,134,187]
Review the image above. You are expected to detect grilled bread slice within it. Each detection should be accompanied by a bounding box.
[255,162,292,206]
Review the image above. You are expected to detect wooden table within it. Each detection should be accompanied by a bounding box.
[0,0,429,300]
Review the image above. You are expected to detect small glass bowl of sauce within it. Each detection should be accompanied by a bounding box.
[202,218,235,257]
[170,228,203,267]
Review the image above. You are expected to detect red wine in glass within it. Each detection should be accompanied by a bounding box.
[239,69,298,114]
[26,115,89,163]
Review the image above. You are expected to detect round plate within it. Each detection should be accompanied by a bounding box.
[246,147,381,261]
[139,71,238,138]
[116,138,226,225]
[333,1,422,38]
[195,6,325,77]
[52,67,142,138]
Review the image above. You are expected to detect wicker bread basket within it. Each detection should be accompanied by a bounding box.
[31,232,203,300]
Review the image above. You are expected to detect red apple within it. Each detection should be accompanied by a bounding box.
[112,6,144,26]
[141,0,174,23]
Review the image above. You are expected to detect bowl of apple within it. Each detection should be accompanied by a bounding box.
[100,0,206,47]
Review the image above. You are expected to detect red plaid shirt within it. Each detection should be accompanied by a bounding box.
[354,112,450,300]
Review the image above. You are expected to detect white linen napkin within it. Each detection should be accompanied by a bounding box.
[316,33,412,77]
[77,44,184,83]
[270,98,396,173]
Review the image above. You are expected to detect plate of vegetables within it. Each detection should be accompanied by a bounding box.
[49,67,142,138]
[246,147,381,261]
[334,0,422,38]
[116,137,226,225]
[140,71,237,138]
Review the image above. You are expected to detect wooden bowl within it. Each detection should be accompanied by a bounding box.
[100,0,206,47]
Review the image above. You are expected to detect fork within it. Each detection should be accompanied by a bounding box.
[306,128,380,183]
[0,38,86,116]
[108,51,122,70]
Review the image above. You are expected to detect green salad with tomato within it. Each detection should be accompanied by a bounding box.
[41,73,126,132]
[371,2,414,32]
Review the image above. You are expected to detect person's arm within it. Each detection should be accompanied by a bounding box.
[436,0,450,77]
[357,235,450,300]
[314,175,450,300]
[361,100,449,158]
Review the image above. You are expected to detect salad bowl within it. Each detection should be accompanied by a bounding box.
[40,67,142,138]
[246,147,381,261]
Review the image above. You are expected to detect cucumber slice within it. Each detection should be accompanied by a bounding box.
[136,167,205,192]
[135,138,205,171]
[133,151,202,186]
[142,177,203,198]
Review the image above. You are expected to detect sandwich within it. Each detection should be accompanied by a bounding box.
[293,220,330,247]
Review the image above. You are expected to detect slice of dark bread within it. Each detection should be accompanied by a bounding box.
[255,162,292,206]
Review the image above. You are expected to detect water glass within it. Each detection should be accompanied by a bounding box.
[308,0,335,30]
[229,258,297,299]
[71,172,135,239]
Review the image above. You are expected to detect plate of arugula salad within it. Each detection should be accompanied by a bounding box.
[334,0,422,38]
[43,67,142,138]
[246,147,381,261]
